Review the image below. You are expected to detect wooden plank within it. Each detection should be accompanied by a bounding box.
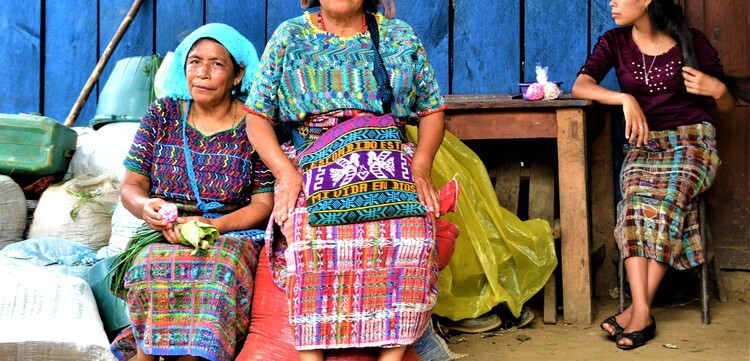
[207,0,266,55]
[527,161,555,224]
[556,107,593,324]
[0,1,40,115]
[589,0,619,90]
[588,107,616,297]
[494,160,520,215]
[524,0,587,93]
[682,0,705,31]
[44,0,97,125]
[445,94,592,109]
[395,0,450,96]
[527,151,557,324]
[445,111,557,139]
[156,0,203,56]
[710,106,750,269]
[543,270,558,324]
[453,0,520,94]
[701,0,750,270]
[97,0,155,109]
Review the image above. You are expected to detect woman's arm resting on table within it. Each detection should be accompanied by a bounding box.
[572,74,649,147]
[245,114,302,225]
[412,111,445,218]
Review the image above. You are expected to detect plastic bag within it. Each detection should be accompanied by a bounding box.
[152,51,174,100]
[0,237,102,283]
[405,126,557,320]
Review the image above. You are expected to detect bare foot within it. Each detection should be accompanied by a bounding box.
[378,346,407,361]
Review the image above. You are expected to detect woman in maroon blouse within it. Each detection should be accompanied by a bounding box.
[572,0,738,350]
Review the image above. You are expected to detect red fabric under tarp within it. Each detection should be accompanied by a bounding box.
[235,245,421,361]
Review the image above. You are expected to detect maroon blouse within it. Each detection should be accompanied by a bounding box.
[578,26,725,130]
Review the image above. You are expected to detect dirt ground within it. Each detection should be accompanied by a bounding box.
[442,270,750,361]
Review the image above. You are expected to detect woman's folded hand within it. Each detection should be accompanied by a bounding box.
[273,166,303,224]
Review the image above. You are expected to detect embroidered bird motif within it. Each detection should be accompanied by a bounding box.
[367,151,395,179]
[330,153,363,186]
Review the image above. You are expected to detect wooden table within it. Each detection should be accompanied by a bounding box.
[444,93,594,325]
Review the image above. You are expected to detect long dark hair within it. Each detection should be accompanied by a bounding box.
[648,0,696,67]
[648,0,748,103]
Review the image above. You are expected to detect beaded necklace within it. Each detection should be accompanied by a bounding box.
[318,11,367,34]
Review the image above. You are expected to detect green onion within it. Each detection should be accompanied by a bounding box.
[107,221,220,297]
[107,225,165,298]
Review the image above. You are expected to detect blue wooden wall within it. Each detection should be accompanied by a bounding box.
[0,0,616,127]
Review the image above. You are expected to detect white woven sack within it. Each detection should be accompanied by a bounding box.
[28,174,120,249]
[67,122,139,183]
[0,266,116,361]
[107,200,145,256]
[0,175,27,250]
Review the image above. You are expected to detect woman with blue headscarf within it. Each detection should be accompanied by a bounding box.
[110,23,274,361]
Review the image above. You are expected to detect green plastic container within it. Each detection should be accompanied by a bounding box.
[0,114,77,176]
[89,55,159,129]
[88,256,131,333]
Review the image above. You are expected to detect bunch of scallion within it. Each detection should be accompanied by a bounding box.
[108,220,220,298]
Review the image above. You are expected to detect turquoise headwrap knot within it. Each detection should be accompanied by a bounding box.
[162,23,259,100]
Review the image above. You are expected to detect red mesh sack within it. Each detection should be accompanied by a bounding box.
[236,246,298,360]
[436,178,460,270]
[438,178,459,214]
[436,219,459,270]
[236,246,421,361]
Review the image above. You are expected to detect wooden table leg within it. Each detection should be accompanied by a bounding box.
[556,108,593,324]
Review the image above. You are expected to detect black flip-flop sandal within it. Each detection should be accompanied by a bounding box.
[600,314,624,338]
[615,319,656,350]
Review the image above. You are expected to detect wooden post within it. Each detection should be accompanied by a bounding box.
[64,0,145,127]
[556,108,593,324]
[529,158,557,324]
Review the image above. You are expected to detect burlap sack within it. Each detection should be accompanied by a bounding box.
[28,174,119,249]
[0,175,27,250]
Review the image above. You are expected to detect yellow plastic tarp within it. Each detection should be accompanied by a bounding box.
[406,126,557,320]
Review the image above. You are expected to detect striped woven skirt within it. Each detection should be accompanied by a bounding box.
[268,124,439,350]
[110,235,262,361]
[614,122,720,270]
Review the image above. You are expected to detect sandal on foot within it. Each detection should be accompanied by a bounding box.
[615,320,656,350]
[440,312,502,334]
[600,314,624,338]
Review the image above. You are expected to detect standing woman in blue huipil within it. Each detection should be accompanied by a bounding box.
[243,0,448,360]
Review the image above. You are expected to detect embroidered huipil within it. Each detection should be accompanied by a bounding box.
[578,26,725,130]
[245,12,445,123]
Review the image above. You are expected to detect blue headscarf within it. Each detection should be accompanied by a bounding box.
[161,23,259,100]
